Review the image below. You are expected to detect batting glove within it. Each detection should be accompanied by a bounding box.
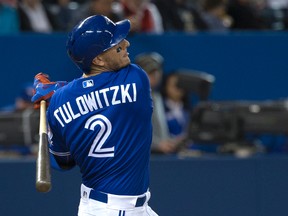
[32,73,67,109]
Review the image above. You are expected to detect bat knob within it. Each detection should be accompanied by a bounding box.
[36,181,52,193]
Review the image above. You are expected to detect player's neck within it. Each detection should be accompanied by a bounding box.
[82,71,102,78]
[83,65,111,78]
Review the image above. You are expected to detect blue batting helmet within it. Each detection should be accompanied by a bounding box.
[66,15,131,73]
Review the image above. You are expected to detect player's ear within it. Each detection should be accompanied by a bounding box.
[92,56,105,66]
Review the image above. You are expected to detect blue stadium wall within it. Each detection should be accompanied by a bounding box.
[1,155,288,216]
[1,32,288,107]
[1,33,288,216]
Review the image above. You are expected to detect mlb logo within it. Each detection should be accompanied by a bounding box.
[83,79,94,88]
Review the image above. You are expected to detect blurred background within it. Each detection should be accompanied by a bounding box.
[1,0,288,215]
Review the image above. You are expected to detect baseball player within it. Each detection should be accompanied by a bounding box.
[32,15,158,216]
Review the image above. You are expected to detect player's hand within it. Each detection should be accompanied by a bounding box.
[31,73,67,109]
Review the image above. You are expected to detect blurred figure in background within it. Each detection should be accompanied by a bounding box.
[161,72,190,142]
[39,0,74,32]
[154,0,208,32]
[114,0,164,33]
[135,52,183,154]
[253,0,288,30]
[200,0,232,32]
[0,83,34,112]
[15,83,34,111]
[226,0,267,30]
[0,82,38,156]
[0,0,19,34]
[17,0,60,33]
[50,0,75,32]
[70,0,123,30]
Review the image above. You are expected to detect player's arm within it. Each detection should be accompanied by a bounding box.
[48,123,76,171]
[47,121,76,171]
[48,127,76,171]
[31,73,72,171]
[50,153,76,171]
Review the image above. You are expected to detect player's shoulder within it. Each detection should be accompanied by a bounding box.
[126,63,150,86]
[49,81,73,107]
[127,63,149,79]
[52,81,72,97]
[129,63,144,73]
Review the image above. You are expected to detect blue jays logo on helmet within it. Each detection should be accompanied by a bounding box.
[66,15,131,73]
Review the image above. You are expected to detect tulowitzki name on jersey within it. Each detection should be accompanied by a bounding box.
[54,83,137,127]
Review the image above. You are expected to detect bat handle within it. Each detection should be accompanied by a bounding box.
[36,100,52,193]
[39,100,47,134]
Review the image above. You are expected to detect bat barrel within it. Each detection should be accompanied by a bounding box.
[36,100,51,193]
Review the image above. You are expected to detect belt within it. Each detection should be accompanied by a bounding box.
[89,190,147,207]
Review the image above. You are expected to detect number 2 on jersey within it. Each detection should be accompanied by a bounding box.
[84,114,114,158]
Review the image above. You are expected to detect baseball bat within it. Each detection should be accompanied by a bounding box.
[36,100,52,193]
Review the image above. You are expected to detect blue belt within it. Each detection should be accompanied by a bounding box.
[89,190,147,207]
